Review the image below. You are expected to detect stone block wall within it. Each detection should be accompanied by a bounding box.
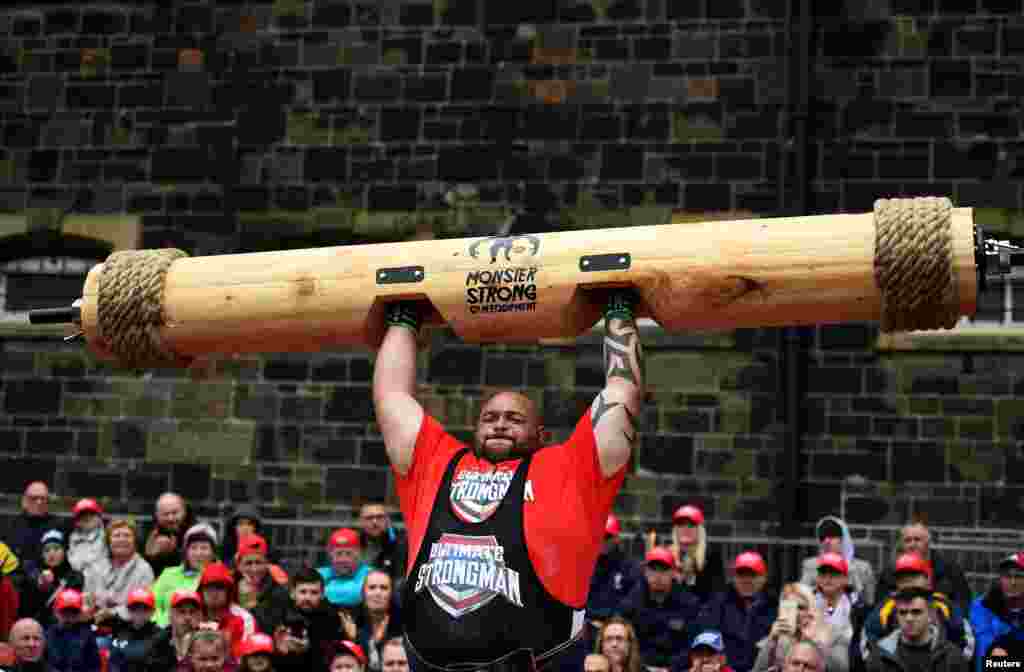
[2,1,1024,560]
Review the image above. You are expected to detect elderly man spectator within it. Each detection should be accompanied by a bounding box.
[9,483,58,565]
[9,618,55,672]
[782,641,824,672]
[696,552,778,672]
[84,519,155,626]
[145,493,196,580]
[317,529,370,611]
[876,522,971,615]
[799,517,876,607]
[357,503,407,584]
[867,589,967,672]
[969,552,1024,672]
[380,639,408,672]
[621,547,702,671]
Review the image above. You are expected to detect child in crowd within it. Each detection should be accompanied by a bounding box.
[107,588,161,672]
[45,589,101,672]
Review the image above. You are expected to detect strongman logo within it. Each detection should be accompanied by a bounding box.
[468,235,540,264]
[414,533,524,618]
[450,468,514,523]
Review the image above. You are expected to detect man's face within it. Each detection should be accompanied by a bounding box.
[600,624,629,665]
[190,638,227,672]
[783,643,821,672]
[382,645,409,672]
[201,584,229,611]
[473,393,542,463]
[22,483,49,517]
[156,495,186,531]
[359,505,389,539]
[690,649,725,672]
[171,604,201,634]
[897,597,931,641]
[734,570,764,597]
[894,572,930,592]
[1000,568,1024,598]
[331,547,361,576]
[291,582,323,611]
[247,655,272,672]
[331,655,363,672]
[584,654,611,672]
[816,569,848,598]
[902,525,929,557]
[11,622,45,662]
[645,564,674,595]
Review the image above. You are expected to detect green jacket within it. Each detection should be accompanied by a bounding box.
[151,564,201,626]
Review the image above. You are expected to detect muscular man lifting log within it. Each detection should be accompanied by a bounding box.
[372,291,644,672]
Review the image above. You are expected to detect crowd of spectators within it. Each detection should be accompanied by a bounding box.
[0,481,1019,672]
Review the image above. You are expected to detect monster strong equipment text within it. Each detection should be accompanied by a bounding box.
[414,533,524,618]
[466,236,540,315]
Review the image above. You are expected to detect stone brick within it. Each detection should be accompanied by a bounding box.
[325,466,389,503]
[428,347,483,385]
[801,483,842,521]
[828,415,871,436]
[979,486,1024,526]
[873,417,918,439]
[66,470,121,499]
[325,386,374,423]
[4,380,61,415]
[892,441,945,483]
[637,435,693,475]
[27,430,74,456]
[0,457,56,493]
[811,452,887,481]
[112,420,146,459]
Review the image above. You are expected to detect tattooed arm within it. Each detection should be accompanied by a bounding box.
[591,291,645,478]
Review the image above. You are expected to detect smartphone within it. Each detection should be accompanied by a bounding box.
[779,599,799,630]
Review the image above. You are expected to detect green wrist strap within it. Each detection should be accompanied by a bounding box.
[384,302,422,333]
[605,289,637,323]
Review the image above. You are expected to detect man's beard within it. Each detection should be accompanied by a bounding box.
[474,436,535,461]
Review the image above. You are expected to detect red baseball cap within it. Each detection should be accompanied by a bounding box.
[645,547,677,569]
[335,641,367,665]
[126,588,155,609]
[673,505,705,526]
[240,633,275,657]
[605,514,621,538]
[54,589,84,612]
[329,528,361,550]
[72,498,103,517]
[894,553,932,578]
[733,551,767,575]
[235,534,269,563]
[170,589,202,609]
[817,552,849,575]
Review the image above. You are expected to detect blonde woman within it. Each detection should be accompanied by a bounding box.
[595,616,643,672]
[646,505,724,603]
[752,583,849,672]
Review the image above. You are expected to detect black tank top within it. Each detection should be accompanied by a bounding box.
[403,448,580,666]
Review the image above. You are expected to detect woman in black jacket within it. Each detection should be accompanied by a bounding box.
[342,570,403,672]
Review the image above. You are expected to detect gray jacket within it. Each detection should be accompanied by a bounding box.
[800,516,877,606]
[867,626,967,672]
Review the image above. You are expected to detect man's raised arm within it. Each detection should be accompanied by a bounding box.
[372,304,425,476]
[590,291,645,478]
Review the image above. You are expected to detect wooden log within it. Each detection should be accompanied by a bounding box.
[77,204,978,365]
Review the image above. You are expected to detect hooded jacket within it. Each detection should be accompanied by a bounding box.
[799,517,877,606]
[867,625,967,672]
[198,562,257,660]
[969,582,1024,672]
[152,523,219,627]
[222,505,265,571]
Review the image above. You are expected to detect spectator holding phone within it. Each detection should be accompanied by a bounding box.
[753,583,847,672]
[254,568,342,672]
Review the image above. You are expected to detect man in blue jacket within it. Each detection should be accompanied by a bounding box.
[620,547,702,671]
[694,552,777,672]
[969,552,1024,672]
[44,589,100,672]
